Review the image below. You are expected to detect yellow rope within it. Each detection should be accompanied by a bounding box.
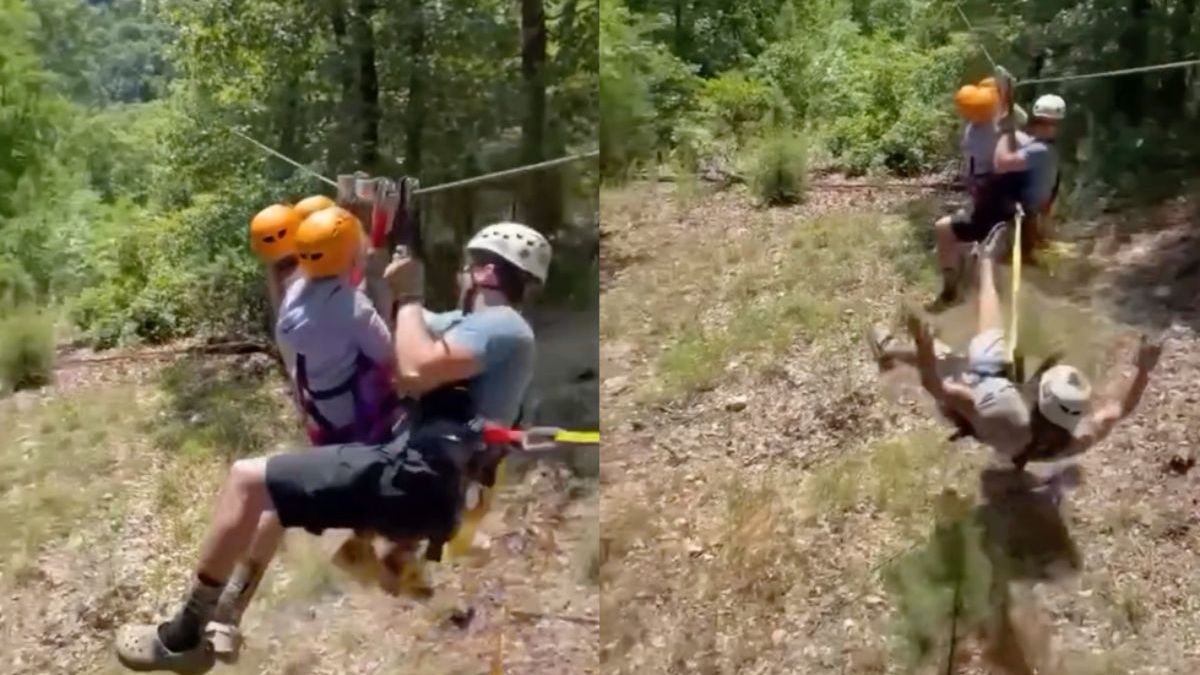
[1006,206,1023,362]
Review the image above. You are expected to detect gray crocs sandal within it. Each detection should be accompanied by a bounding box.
[115,623,215,674]
[866,324,897,363]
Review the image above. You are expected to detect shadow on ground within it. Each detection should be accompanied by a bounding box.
[883,466,1084,673]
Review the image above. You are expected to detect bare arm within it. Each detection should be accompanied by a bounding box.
[907,312,977,414]
[392,302,481,394]
[1076,336,1161,448]
[993,128,1027,173]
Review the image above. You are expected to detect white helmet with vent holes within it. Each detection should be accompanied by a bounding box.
[1032,94,1066,121]
[466,222,552,284]
[1037,364,1091,432]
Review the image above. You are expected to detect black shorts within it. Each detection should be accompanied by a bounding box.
[264,435,463,544]
[949,196,1016,243]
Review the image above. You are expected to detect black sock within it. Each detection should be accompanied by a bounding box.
[157,574,224,652]
[940,268,959,299]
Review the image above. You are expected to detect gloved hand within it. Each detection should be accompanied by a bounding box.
[383,245,425,304]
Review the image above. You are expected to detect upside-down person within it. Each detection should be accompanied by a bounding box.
[113,223,551,674]
[870,227,1163,472]
[870,225,1033,459]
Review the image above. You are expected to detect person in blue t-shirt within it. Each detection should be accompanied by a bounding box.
[115,223,552,674]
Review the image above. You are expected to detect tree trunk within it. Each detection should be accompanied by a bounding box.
[1159,0,1196,117]
[328,0,358,172]
[673,0,684,57]
[352,0,381,172]
[1115,0,1150,125]
[520,0,547,167]
[275,75,302,180]
[404,0,427,177]
[520,0,562,235]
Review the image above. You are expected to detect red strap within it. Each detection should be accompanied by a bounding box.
[483,424,524,445]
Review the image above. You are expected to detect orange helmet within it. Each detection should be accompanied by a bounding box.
[250,204,302,262]
[294,206,362,279]
[294,195,336,221]
[954,84,999,124]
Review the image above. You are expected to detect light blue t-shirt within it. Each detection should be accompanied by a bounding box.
[424,306,535,425]
[1017,136,1057,209]
[276,277,394,431]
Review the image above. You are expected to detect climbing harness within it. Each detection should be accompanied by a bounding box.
[293,350,404,445]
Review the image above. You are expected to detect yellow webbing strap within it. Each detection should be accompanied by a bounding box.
[1006,206,1023,362]
[554,430,600,444]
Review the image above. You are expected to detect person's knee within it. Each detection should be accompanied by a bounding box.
[228,457,269,499]
[257,509,281,531]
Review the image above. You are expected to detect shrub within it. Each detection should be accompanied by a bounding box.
[0,307,55,392]
[0,259,36,311]
[743,131,809,206]
[698,71,781,143]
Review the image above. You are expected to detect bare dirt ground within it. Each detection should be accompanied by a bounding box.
[600,180,1200,674]
[0,310,599,675]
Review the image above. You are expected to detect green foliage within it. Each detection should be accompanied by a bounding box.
[601,0,699,178]
[0,0,598,351]
[617,0,1200,193]
[0,305,55,392]
[742,130,809,205]
[152,356,292,460]
[883,491,995,666]
[0,258,36,310]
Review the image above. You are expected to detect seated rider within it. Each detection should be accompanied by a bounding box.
[959,76,1026,201]
[277,205,401,445]
[992,93,1065,262]
[114,222,552,675]
[933,93,1065,307]
[193,200,401,664]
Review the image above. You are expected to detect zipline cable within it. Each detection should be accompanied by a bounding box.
[412,151,600,196]
[228,127,598,196]
[229,128,339,188]
[953,2,998,71]
[1016,58,1200,86]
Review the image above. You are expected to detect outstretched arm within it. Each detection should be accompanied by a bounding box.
[1077,335,1162,448]
[906,310,977,415]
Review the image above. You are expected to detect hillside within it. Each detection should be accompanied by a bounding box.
[600,180,1200,674]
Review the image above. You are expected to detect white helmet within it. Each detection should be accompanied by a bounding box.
[466,222,552,284]
[1037,365,1091,432]
[1032,94,1066,121]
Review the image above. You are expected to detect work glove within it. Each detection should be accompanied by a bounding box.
[383,245,425,305]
